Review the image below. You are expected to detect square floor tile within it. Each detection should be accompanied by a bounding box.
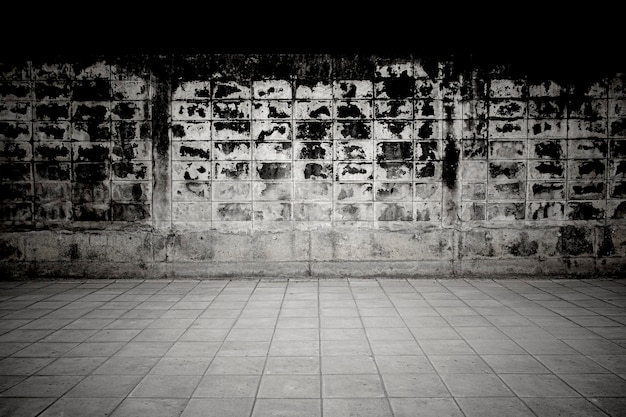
[440,373,513,397]
[36,357,107,376]
[482,354,549,374]
[0,357,55,375]
[322,374,385,398]
[523,397,610,417]
[456,397,535,417]
[419,339,474,355]
[251,398,321,417]
[558,373,626,397]
[265,356,320,375]
[323,398,392,417]
[110,398,187,417]
[321,340,372,356]
[64,375,143,398]
[207,356,265,375]
[217,341,270,357]
[92,356,160,375]
[428,355,493,374]
[498,374,581,397]
[534,354,609,374]
[0,397,55,417]
[130,374,201,398]
[390,398,463,417]
[38,397,122,417]
[381,373,450,397]
[257,375,320,398]
[181,398,254,417]
[193,375,260,398]
[0,375,82,397]
[321,355,378,374]
[375,355,435,374]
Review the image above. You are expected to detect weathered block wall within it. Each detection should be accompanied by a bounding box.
[0,54,624,278]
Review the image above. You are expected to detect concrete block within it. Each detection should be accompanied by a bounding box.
[374,121,412,140]
[172,81,211,100]
[254,142,292,160]
[295,81,332,99]
[111,181,151,202]
[253,182,291,201]
[415,120,443,140]
[172,181,211,202]
[1,183,33,201]
[252,100,292,119]
[112,135,151,161]
[335,162,373,181]
[461,161,487,181]
[375,162,412,180]
[487,181,526,200]
[0,62,31,80]
[460,202,485,221]
[212,100,251,119]
[1,121,32,141]
[414,202,442,222]
[172,202,211,222]
[35,201,72,223]
[71,102,110,121]
[528,160,565,180]
[0,81,32,101]
[111,101,149,121]
[212,121,251,140]
[529,140,564,159]
[295,100,332,119]
[212,80,251,99]
[334,121,372,140]
[293,202,332,221]
[376,202,412,221]
[294,182,332,201]
[529,182,565,200]
[415,140,441,161]
[294,141,332,160]
[568,182,605,200]
[111,80,149,100]
[489,119,527,138]
[377,141,413,161]
[374,100,413,119]
[489,99,526,118]
[0,202,32,224]
[213,203,252,221]
[0,233,24,261]
[610,118,626,137]
[0,141,32,161]
[462,139,487,159]
[212,182,250,201]
[374,76,415,99]
[254,162,291,180]
[335,141,373,161]
[567,201,606,220]
[333,80,373,99]
[171,141,209,161]
[296,121,333,139]
[528,99,566,118]
[413,182,442,202]
[610,160,626,179]
[72,142,109,162]
[568,159,605,180]
[73,61,110,80]
[608,200,626,219]
[253,80,292,99]
[311,260,454,278]
[414,161,441,181]
[414,99,441,119]
[32,62,72,80]
[253,121,291,141]
[213,161,247,180]
[488,161,526,180]
[415,79,442,99]
[72,80,110,101]
[171,101,210,121]
[568,99,607,119]
[487,202,525,221]
[293,161,332,181]
[72,121,111,141]
[171,121,211,141]
[335,182,373,202]
[375,182,412,201]
[568,119,607,139]
[489,79,526,98]
[334,203,373,221]
[528,80,567,97]
[528,119,567,138]
[33,142,70,161]
[462,183,486,200]
[254,202,291,221]
[71,182,110,204]
[213,142,250,160]
[111,161,150,181]
[334,100,372,119]
[111,203,151,222]
[489,140,525,159]
[527,201,565,220]
[570,80,607,98]
[610,76,626,98]
[0,101,31,121]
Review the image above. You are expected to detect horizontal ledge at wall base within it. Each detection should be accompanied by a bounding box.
[0,260,622,280]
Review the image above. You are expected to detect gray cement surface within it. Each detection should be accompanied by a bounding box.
[0,277,624,416]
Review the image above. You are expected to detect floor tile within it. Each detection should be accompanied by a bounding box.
[0,375,82,397]
[130,374,201,398]
[257,375,320,398]
[207,356,266,375]
[323,398,392,417]
[36,357,107,376]
[269,340,319,356]
[375,355,435,374]
[440,373,513,397]
[534,354,610,374]
[264,356,320,375]
[482,354,549,374]
[381,373,450,397]
[321,355,378,374]
[322,374,385,398]
[38,397,123,417]
[109,398,187,417]
[558,373,626,397]
[193,375,260,398]
[64,375,143,398]
[498,374,581,397]
[428,354,493,374]
[0,357,55,375]
[389,398,463,417]
[523,397,610,417]
[456,397,535,417]
[0,397,55,417]
[251,398,321,417]
[92,356,160,375]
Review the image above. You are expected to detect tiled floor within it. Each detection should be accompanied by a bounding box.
[0,277,625,417]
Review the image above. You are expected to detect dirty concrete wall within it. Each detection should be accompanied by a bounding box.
[0,54,624,279]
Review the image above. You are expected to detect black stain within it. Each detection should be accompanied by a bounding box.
[0,122,29,139]
[377,142,412,162]
[497,122,522,133]
[77,144,109,162]
[74,121,110,140]
[532,183,564,197]
[417,100,436,117]
[578,160,605,177]
[72,80,110,101]
[379,162,410,179]
[339,122,371,139]
[257,124,288,141]
[112,102,139,120]
[532,122,552,135]
[36,163,70,181]
[378,204,412,221]
[309,106,331,118]
[492,182,522,196]
[183,165,206,180]
[534,161,563,176]
[213,102,247,119]
[36,102,70,120]
[598,227,615,258]
[417,121,434,139]
[257,163,290,180]
[379,73,414,98]
[36,144,70,160]
[340,145,366,160]
[67,243,80,260]
[299,142,326,159]
[535,141,562,159]
[0,184,30,200]
[267,104,290,118]
[296,122,331,139]
[610,118,626,136]
[216,142,248,156]
[385,121,409,135]
[416,142,437,161]
[416,162,436,178]
[612,182,626,198]
[217,204,251,220]
[131,183,143,201]
[494,101,523,117]
[304,163,329,179]
[73,204,110,222]
[616,161,626,177]
[35,82,70,100]
[463,140,487,159]
[557,226,593,256]
[442,138,460,189]
[73,104,108,121]
[214,83,243,98]
[0,163,30,181]
[216,163,247,179]
[213,121,250,134]
[569,203,604,220]
[611,140,626,158]
[337,82,357,98]
[0,143,28,159]
[572,183,604,195]
[0,240,22,260]
[112,203,150,221]
[337,102,366,118]
[530,202,561,220]
[75,163,109,183]
[171,124,186,138]
[179,145,210,160]
[575,140,607,156]
[613,202,626,219]
[0,83,30,98]
[508,232,539,256]
[341,164,368,176]
[36,124,66,139]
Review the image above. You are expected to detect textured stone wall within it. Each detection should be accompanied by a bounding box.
[0,54,624,278]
